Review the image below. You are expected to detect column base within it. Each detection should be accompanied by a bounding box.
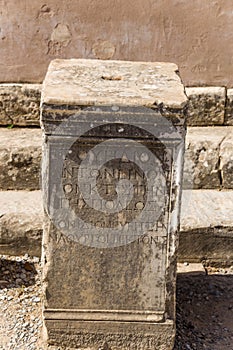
[44,315,175,350]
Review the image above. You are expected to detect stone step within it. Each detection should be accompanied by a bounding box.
[0,189,232,265]
[183,126,233,189]
[0,126,232,190]
[180,189,233,265]
[0,128,41,190]
[0,190,43,257]
[0,84,41,126]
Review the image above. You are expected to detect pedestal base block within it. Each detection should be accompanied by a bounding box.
[45,319,175,350]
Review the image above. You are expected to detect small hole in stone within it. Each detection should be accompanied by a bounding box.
[101,76,122,81]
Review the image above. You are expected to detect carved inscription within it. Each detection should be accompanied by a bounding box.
[47,124,172,246]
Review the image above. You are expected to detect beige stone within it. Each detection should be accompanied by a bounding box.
[0,128,41,190]
[177,263,206,275]
[180,189,233,266]
[183,126,233,189]
[185,87,226,126]
[225,89,233,125]
[220,132,233,188]
[0,191,43,256]
[0,84,41,126]
[42,59,187,109]
[181,190,233,230]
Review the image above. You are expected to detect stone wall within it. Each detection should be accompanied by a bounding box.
[0,1,233,87]
[0,84,232,127]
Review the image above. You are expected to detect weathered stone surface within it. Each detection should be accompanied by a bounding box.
[0,191,43,257]
[185,87,226,126]
[183,126,233,189]
[181,190,233,229]
[180,189,233,265]
[44,320,174,350]
[41,59,187,349]
[225,89,233,125]
[0,128,41,190]
[0,84,41,126]
[42,59,187,109]
[177,263,206,275]
[220,133,233,188]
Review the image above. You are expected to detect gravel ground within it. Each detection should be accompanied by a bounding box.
[0,255,43,350]
[0,255,232,350]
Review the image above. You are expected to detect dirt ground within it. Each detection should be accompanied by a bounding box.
[0,256,233,350]
[174,267,233,350]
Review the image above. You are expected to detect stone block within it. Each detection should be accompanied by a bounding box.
[0,129,41,190]
[41,59,188,349]
[0,84,41,126]
[185,87,226,126]
[177,263,206,275]
[180,189,233,266]
[183,127,228,189]
[225,89,233,125]
[45,320,174,350]
[220,132,233,188]
[0,191,43,257]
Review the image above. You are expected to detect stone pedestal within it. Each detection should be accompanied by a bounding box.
[40,59,187,349]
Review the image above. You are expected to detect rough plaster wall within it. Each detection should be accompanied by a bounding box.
[0,0,233,86]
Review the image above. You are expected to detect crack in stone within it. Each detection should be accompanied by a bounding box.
[218,134,228,189]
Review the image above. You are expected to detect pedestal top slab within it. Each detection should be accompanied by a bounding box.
[42,59,187,109]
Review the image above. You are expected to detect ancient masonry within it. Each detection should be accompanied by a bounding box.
[39,58,188,349]
[0,71,233,267]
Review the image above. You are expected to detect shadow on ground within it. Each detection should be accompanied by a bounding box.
[174,272,233,350]
[0,258,36,289]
